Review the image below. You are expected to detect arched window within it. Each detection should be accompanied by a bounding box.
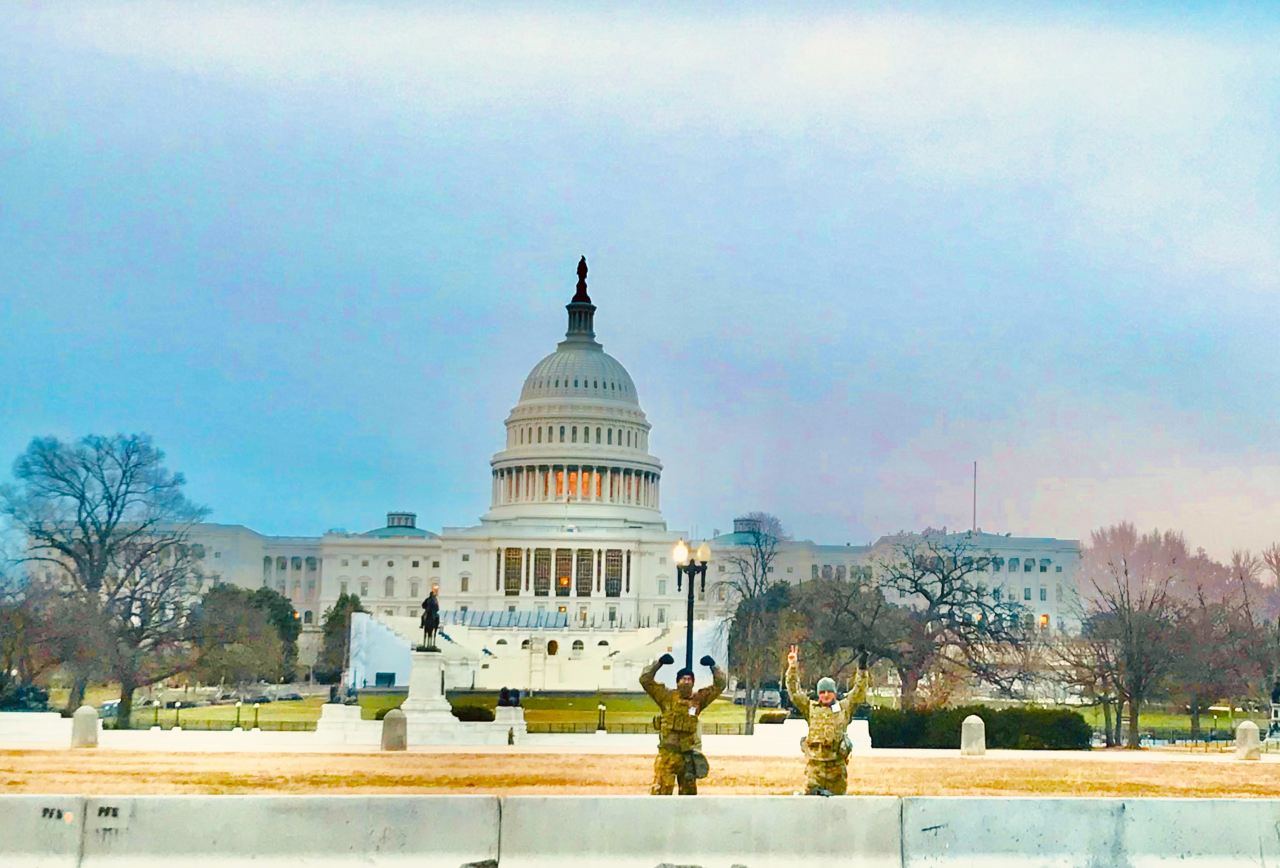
[597,640,610,647]
[460,575,470,592]
[385,576,395,597]
[547,640,559,656]
[627,431,632,446]
[537,428,542,443]
[607,430,612,445]
[559,426,565,442]
[572,426,577,443]
[596,427,601,443]
[521,639,531,650]
[303,610,313,625]
[571,639,584,655]
[496,638,508,645]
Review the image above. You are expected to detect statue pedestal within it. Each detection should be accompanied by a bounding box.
[849,718,872,754]
[495,705,527,740]
[402,651,466,742]
[315,702,367,744]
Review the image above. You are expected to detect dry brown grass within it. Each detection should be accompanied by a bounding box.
[4,750,1280,798]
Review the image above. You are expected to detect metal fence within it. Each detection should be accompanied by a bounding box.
[1092,727,1278,751]
[121,718,317,732]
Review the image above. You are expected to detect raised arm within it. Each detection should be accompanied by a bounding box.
[843,668,870,724]
[843,650,871,724]
[640,654,672,706]
[693,656,728,709]
[784,645,809,721]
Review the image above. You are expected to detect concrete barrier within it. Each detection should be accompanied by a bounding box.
[381,709,407,751]
[6,792,1280,866]
[0,711,71,746]
[500,795,902,867]
[71,706,99,748]
[903,797,1280,866]
[0,794,85,868]
[904,797,1125,866]
[1235,720,1261,760]
[1122,798,1280,866]
[79,795,499,867]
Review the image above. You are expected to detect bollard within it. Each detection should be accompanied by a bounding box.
[381,709,407,751]
[961,714,986,756]
[71,705,99,748]
[1235,720,1261,760]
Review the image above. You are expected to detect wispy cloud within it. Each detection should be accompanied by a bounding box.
[35,5,1280,294]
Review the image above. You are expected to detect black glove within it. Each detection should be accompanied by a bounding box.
[658,653,674,666]
[699,655,716,668]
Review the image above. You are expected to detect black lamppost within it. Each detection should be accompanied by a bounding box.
[673,539,712,672]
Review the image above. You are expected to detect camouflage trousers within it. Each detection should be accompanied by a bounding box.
[650,749,697,795]
[805,758,849,796]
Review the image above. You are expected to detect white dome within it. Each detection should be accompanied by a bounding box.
[482,257,665,530]
[519,345,639,405]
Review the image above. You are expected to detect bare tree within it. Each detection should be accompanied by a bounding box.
[1078,523,1183,749]
[1051,629,1123,745]
[794,569,893,683]
[0,434,207,717]
[0,567,61,705]
[1262,544,1280,587]
[871,533,1030,707]
[720,512,788,734]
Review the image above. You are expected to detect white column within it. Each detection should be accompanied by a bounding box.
[570,545,578,597]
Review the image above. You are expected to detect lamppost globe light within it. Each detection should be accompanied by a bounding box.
[673,538,690,567]
[695,542,711,563]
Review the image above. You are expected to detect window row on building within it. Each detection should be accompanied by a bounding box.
[491,547,632,598]
[509,422,648,450]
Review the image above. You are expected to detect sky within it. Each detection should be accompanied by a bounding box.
[1,3,1278,558]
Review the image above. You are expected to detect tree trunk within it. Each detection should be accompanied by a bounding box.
[117,675,137,729]
[1112,701,1124,747]
[899,668,921,708]
[744,681,757,735]
[65,674,88,715]
[1126,698,1141,749]
[1189,699,1201,741]
[1101,701,1113,747]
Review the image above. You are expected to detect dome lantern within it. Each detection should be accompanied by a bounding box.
[564,256,597,343]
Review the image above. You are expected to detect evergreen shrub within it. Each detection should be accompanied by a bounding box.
[868,705,1090,749]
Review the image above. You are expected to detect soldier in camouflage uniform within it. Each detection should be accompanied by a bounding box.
[640,652,728,795]
[784,644,870,796]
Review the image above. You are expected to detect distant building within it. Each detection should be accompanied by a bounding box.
[187,260,1080,680]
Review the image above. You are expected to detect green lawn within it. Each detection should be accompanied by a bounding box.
[52,690,768,728]
[1077,706,1268,735]
[361,691,765,724]
[125,697,328,728]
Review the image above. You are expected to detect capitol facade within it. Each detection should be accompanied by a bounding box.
[189,259,1081,684]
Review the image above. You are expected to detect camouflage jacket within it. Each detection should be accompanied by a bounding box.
[640,659,728,753]
[785,663,869,761]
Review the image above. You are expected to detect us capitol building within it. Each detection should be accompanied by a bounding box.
[189,259,1080,689]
